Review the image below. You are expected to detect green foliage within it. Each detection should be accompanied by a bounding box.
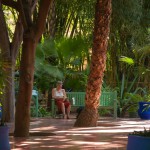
[119,84,147,108]
[126,91,150,114]
[145,94,150,102]
[116,52,149,112]
[130,128,150,137]
[35,39,63,91]
[30,106,51,117]
[98,108,111,117]
[35,36,90,92]
[42,0,150,95]
[101,83,116,92]
[106,0,150,89]
[64,73,87,92]
[125,93,143,113]
[133,44,150,81]
[119,56,134,65]
[55,36,90,91]
[55,36,89,69]
[121,92,143,115]
[128,105,138,114]
[111,0,146,44]
[3,6,18,41]
[115,66,149,117]
[55,0,96,38]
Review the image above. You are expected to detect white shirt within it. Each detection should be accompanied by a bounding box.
[54,88,64,97]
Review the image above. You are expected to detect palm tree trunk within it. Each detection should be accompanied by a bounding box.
[74,0,112,127]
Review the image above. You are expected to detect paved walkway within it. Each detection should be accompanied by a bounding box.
[9,117,150,150]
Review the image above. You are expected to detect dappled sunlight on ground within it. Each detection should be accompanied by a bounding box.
[9,116,150,150]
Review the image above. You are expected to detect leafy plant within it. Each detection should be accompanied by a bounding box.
[115,54,150,117]
[38,106,51,117]
[31,106,51,117]
[129,128,150,137]
[35,37,91,92]
[98,108,111,117]
[140,93,150,112]
[35,39,64,92]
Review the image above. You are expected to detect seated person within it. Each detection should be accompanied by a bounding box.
[52,81,71,119]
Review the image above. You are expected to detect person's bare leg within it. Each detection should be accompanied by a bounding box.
[61,103,66,118]
[66,105,71,119]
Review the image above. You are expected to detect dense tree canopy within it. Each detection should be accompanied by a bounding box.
[0,0,149,134]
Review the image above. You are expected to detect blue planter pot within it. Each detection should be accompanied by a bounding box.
[127,135,150,150]
[0,126,10,150]
[138,102,150,120]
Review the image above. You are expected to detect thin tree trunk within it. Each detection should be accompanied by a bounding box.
[74,0,112,127]
[48,0,56,38]
[0,2,23,122]
[45,0,57,110]
[9,19,23,122]
[14,36,36,137]
[70,15,78,38]
[14,0,51,137]
[0,2,11,122]
[3,60,15,122]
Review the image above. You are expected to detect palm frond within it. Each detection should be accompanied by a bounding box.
[119,56,134,65]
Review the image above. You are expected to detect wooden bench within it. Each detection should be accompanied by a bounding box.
[51,91,117,119]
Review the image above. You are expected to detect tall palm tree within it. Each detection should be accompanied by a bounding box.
[74,0,112,127]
